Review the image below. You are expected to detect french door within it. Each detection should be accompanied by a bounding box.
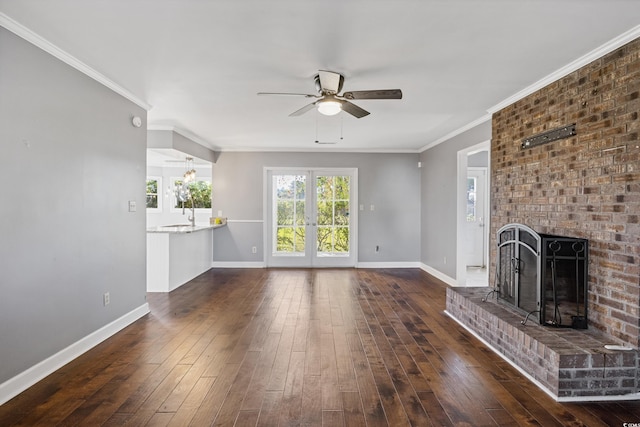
[265,168,357,267]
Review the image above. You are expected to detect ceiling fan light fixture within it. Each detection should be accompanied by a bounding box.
[317,100,342,116]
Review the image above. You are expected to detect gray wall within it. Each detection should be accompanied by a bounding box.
[0,28,148,383]
[211,151,421,264]
[148,130,217,163]
[468,150,489,168]
[420,120,492,278]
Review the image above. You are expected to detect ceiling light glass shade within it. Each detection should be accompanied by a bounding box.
[183,169,196,183]
[183,157,196,183]
[317,100,342,116]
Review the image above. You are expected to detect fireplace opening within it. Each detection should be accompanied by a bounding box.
[492,223,589,328]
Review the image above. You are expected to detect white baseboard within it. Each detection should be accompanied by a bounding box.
[211,261,266,268]
[211,261,423,269]
[419,263,458,286]
[0,303,150,406]
[356,262,421,269]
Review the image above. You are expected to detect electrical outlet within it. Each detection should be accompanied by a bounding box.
[128,200,136,212]
[443,257,447,265]
[252,246,257,254]
[103,292,110,306]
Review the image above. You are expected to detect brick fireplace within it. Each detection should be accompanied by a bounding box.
[491,37,640,348]
[447,37,640,399]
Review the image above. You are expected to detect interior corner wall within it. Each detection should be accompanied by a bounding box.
[0,28,148,385]
[210,151,421,264]
[420,121,492,280]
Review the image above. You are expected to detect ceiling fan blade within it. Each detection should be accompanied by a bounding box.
[340,100,370,118]
[289,102,318,117]
[318,70,342,94]
[258,92,317,97]
[342,89,403,100]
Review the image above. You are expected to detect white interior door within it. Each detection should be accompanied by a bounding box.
[464,168,487,267]
[266,168,357,267]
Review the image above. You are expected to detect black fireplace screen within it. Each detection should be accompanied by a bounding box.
[495,224,589,328]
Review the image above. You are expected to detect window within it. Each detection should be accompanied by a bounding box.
[466,176,477,221]
[170,178,212,211]
[146,177,162,212]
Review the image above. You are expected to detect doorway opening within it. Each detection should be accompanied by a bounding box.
[456,141,490,286]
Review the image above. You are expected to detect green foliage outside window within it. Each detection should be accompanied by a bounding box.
[174,180,212,209]
[274,175,350,255]
[146,179,159,209]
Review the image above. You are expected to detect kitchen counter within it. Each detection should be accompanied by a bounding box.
[146,220,226,292]
[147,220,227,234]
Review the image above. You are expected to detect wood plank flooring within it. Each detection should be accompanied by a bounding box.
[1,268,639,426]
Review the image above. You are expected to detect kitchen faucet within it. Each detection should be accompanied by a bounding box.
[181,192,196,227]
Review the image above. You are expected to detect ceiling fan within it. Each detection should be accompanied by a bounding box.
[258,70,402,118]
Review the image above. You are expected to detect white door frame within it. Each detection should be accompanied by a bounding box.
[465,167,488,267]
[263,167,358,268]
[456,141,490,286]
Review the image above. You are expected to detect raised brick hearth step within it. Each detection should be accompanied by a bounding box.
[446,286,639,400]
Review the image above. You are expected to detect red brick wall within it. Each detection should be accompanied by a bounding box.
[491,38,640,348]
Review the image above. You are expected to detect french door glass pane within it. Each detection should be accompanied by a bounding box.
[316,175,350,255]
[274,175,306,254]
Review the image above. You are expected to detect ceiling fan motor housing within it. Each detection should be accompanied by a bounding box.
[314,73,344,94]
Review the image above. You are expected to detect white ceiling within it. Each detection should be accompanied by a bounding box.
[2,1,639,152]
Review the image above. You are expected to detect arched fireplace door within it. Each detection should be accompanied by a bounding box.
[491,223,589,329]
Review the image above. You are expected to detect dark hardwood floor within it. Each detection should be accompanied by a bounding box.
[1,268,639,426]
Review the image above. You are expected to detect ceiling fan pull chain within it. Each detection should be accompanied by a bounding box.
[315,110,319,143]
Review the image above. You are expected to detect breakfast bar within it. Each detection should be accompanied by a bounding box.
[146,221,226,292]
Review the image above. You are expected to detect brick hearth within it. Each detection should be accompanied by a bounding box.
[446,286,639,400]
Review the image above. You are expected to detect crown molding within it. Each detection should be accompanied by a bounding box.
[419,114,492,152]
[488,24,640,114]
[216,146,421,154]
[0,13,151,111]
[421,25,640,152]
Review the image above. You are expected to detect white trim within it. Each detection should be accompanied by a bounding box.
[488,24,640,114]
[357,262,421,269]
[0,13,151,111]
[421,25,640,153]
[456,141,491,286]
[419,263,458,287]
[419,114,492,152]
[218,146,420,154]
[445,310,640,402]
[211,262,266,268]
[0,303,150,406]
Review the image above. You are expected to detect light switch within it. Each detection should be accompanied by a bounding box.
[128,200,136,212]
[359,204,364,211]
[370,204,375,211]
